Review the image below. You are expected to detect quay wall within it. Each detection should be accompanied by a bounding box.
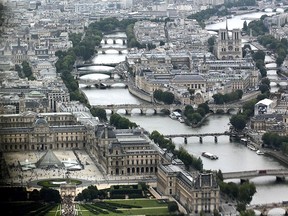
[128,86,152,103]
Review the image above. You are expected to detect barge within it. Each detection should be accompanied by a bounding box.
[202,152,218,160]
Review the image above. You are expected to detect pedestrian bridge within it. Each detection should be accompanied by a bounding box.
[223,169,288,182]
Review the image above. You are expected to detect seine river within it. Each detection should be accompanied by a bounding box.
[79,18,288,212]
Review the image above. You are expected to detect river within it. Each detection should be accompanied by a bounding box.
[79,20,288,211]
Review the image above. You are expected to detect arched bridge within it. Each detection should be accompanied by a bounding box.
[209,104,242,113]
[164,132,231,144]
[93,103,242,115]
[96,46,129,54]
[74,62,118,69]
[223,169,288,182]
[93,104,185,115]
[102,35,127,45]
[78,79,128,87]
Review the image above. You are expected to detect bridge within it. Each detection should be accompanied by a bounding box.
[270,79,288,86]
[96,46,129,54]
[164,132,231,144]
[222,169,288,182]
[93,103,242,115]
[78,78,128,88]
[74,62,118,69]
[248,202,288,216]
[102,35,127,45]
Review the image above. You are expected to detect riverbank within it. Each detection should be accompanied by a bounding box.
[264,150,288,167]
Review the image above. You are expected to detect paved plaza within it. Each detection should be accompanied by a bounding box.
[3,150,106,186]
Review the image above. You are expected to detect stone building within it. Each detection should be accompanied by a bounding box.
[157,164,220,214]
[0,112,93,152]
[93,125,161,176]
[250,113,288,136]
[214,25,242,60]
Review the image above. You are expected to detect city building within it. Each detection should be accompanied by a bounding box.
[92,125,161,176]
[157,164,220,214]
[214,25,242,60]
[254,98,276,116]
[0,112,94,152]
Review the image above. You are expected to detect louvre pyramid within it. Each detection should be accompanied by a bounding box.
[36,150,64,168]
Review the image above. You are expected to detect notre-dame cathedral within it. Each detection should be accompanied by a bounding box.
[214,21,242,60]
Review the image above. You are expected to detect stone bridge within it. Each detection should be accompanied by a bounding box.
[78,78,128,87]
[96,46,129,54]
[164,132,231,144]
[248,202,288,216]
[208,104,242,113]
[93,103,242,115]
[93,104,185,115]
[102,35,127,45]
[222,169,288,182]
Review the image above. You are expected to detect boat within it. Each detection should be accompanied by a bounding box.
[201,152,218,160]
[247,144,257,151]
[178,117,185,123]
[169,111,181,119]
[240,138,248,145]
[256,150,265,155]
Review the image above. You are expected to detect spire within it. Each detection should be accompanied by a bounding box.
[226,18,229,40]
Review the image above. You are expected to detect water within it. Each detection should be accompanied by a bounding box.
[205,11,276,30]
[81,19,288,206]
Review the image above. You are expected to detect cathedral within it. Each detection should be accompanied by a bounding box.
[214,20,242,60]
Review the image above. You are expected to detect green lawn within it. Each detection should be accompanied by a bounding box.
[106,199,168,208]
[46,199,171,216]
[45,205,61,216]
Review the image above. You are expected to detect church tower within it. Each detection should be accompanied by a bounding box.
[214,19,242,60]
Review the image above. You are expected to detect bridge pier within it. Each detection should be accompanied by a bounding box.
[184,137,187,144]
[102,51,106,54]
[104,39,107,44]
[199,137,203,143]
[214,136,218,143]
[119,51,122,54]
[240,179,249,184]
[113,39,116,44]
[276,176,285,182]
[123,40,126,45]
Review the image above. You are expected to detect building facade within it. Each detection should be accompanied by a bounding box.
[0,112,93,152]
[215,27,242,60]
[157,164,220,214]
[93,125,162,176]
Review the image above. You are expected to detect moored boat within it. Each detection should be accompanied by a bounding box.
[247,144,257,151]
[169,111,181,119]
[202,152,218,160]
[256,150,265,155]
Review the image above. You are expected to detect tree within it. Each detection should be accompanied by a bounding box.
[259,84,270,94]
[90,107,107,121]
[261,77,270,87]
[252,50,265,62]
[238,182,256,204]
[198,103,210,114]
[162,91,175,104]
[188,112,202,124]
[168,201,178,212]
[39,187,61,203]
[208,36,216,52]
[243,20,248,32]
[230,114,247,131]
